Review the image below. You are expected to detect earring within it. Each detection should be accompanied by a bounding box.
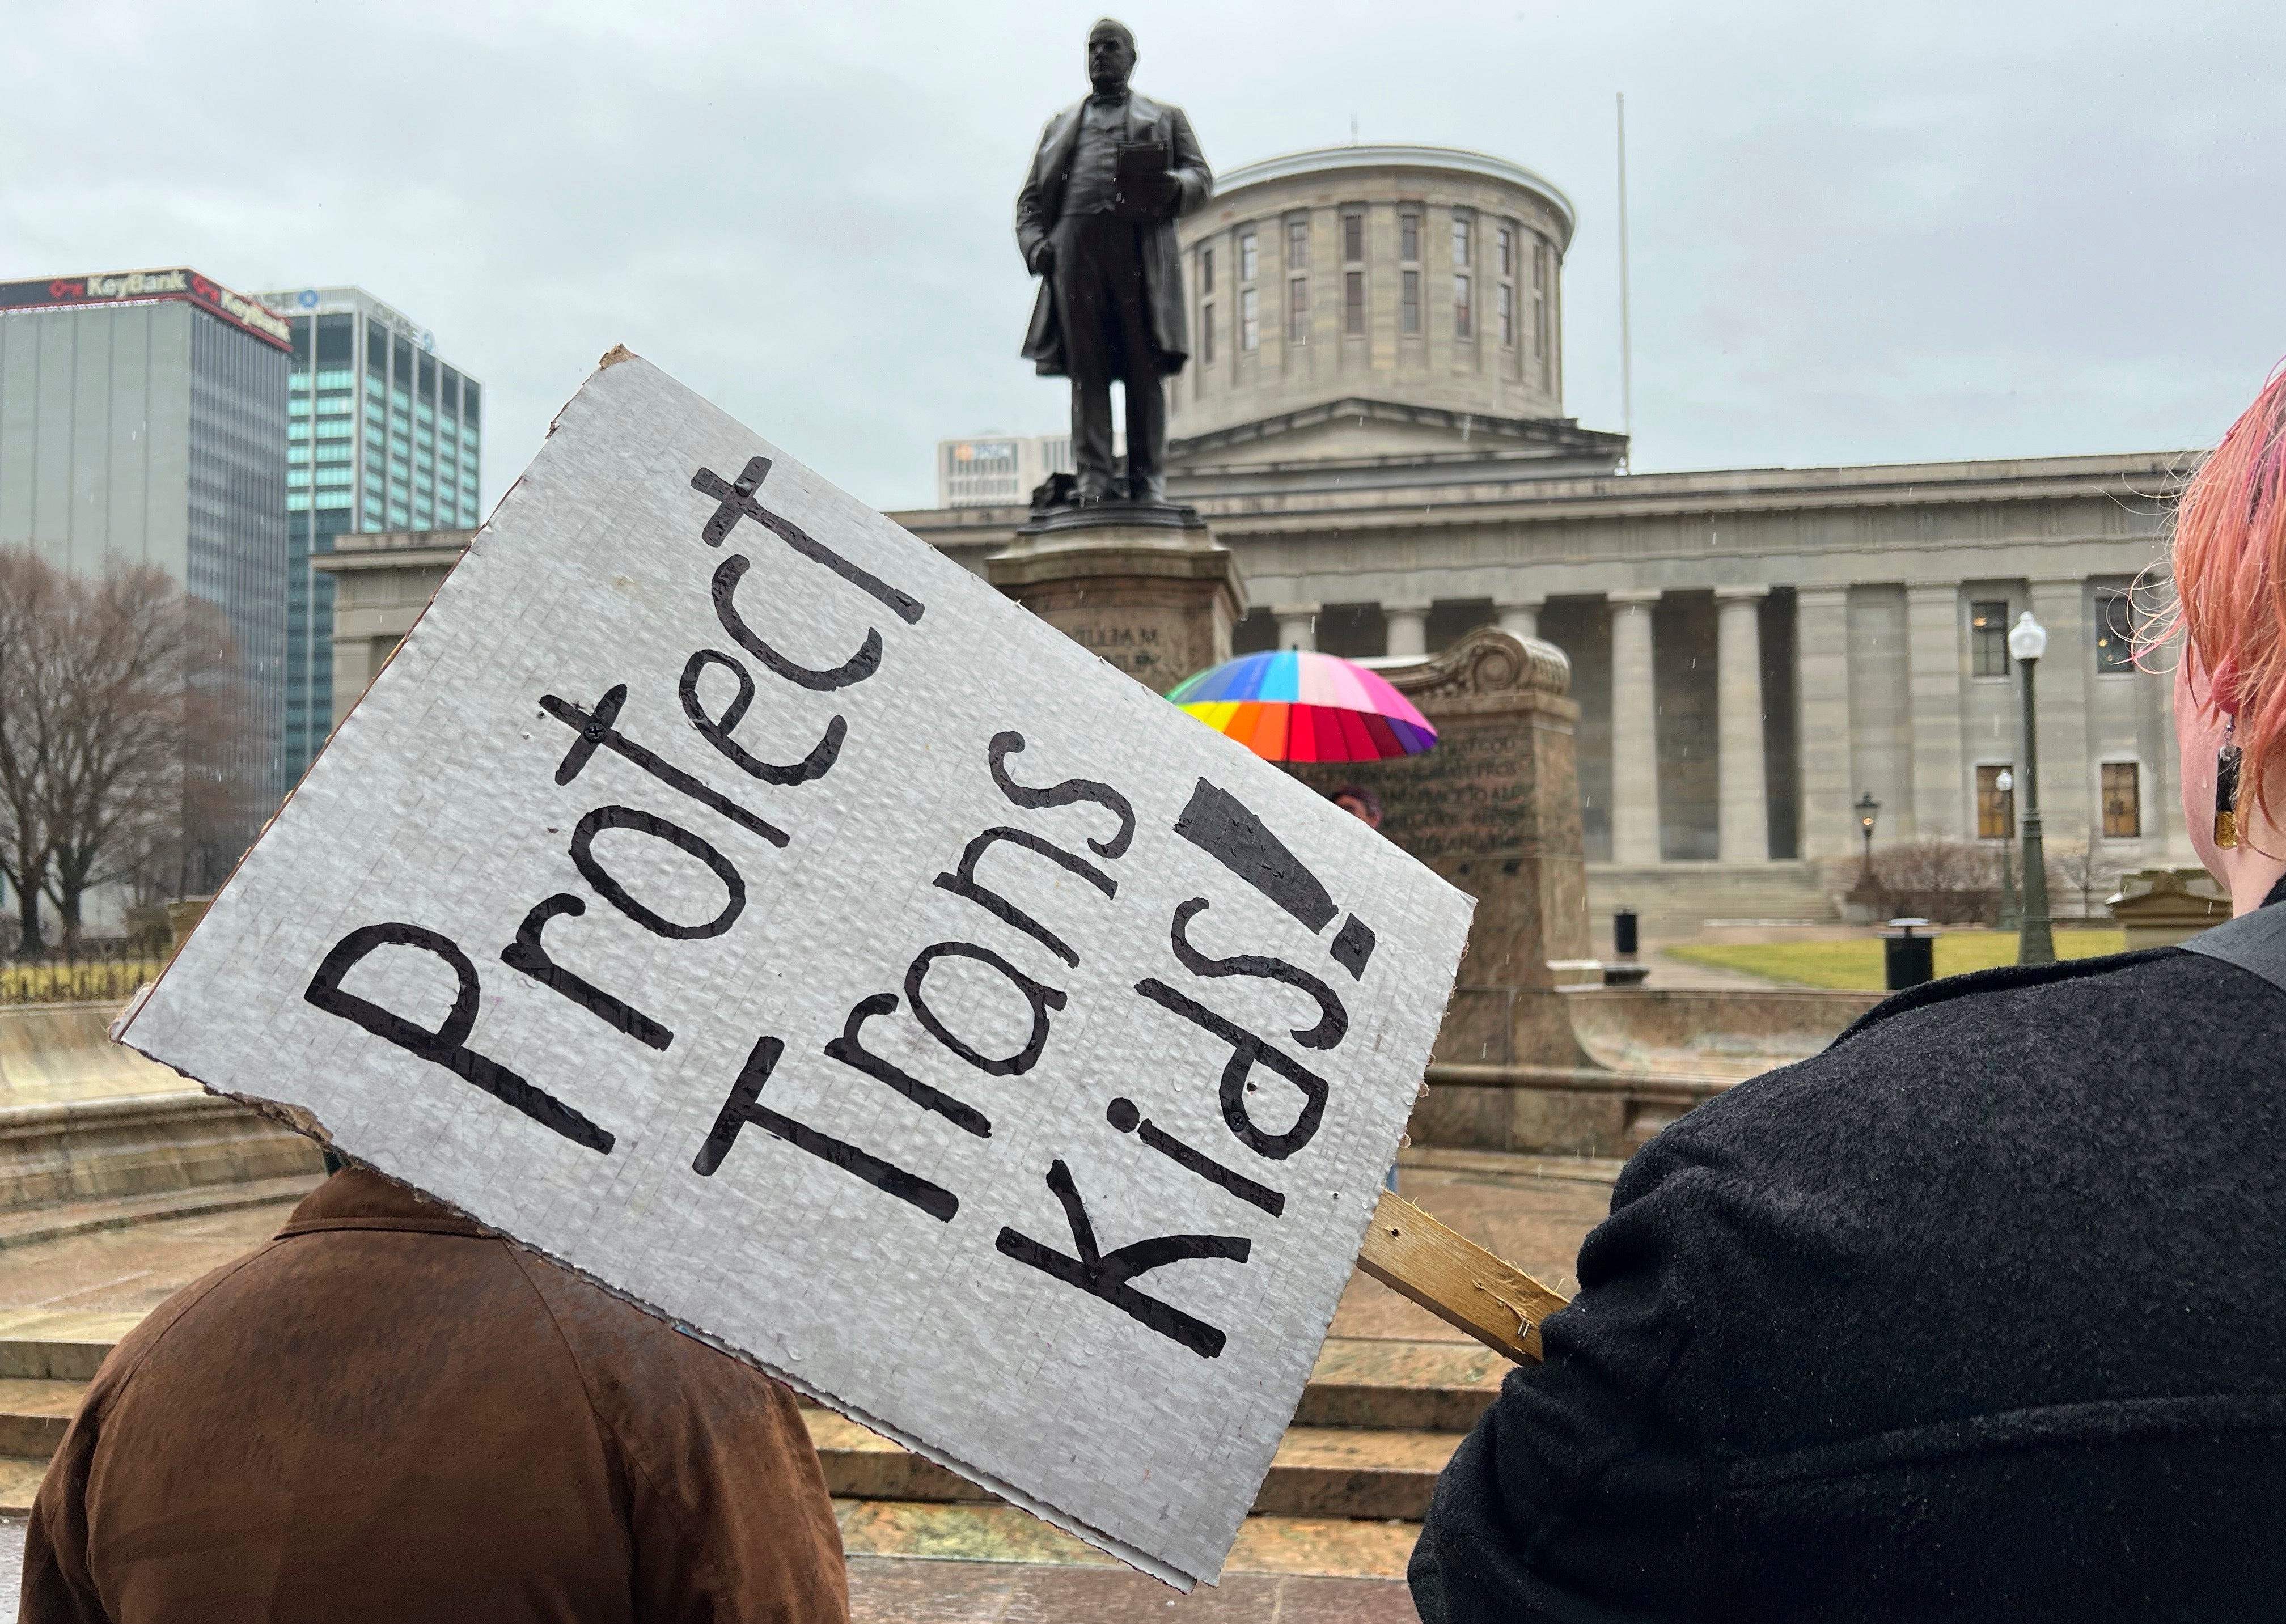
[2216,716,2242,849]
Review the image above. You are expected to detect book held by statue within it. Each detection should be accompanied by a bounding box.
[1112,140,1176,218]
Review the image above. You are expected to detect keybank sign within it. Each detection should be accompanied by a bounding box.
[198,277,294,345]
[82,269,188,299]
[0,266,293,351]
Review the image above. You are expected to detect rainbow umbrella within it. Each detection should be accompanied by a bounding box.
[1167,649,1438,763]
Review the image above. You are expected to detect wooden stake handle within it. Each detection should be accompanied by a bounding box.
[1356,1192,1573,1364]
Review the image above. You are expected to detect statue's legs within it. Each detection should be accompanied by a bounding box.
[1123,347,1167,506]
[1051,216,1167,503]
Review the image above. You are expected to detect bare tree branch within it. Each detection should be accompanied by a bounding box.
[0,552,65,955]
[0,549,256,953]
[1854,839,2003,925]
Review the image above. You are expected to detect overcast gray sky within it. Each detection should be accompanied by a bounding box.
[5,0,2281,512]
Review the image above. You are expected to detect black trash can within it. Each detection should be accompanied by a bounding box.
[1605,907,1650,986]
[1882,918,1937,990]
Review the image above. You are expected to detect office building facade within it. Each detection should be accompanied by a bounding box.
[311,528,478,731]
[256,286,482,784]
[0,267,293,887]
[936,434,1077,508]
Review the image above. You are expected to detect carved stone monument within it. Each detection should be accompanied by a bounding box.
[2108,867,2230,950]
[1293,627,1597,1080]
[989,17,1245,694]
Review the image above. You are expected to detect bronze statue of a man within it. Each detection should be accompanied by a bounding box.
[1016,19,1210,507]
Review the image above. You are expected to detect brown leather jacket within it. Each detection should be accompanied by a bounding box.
[21,1169,847,1623]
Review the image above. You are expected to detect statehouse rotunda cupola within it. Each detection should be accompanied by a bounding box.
[1167,145,1622,484]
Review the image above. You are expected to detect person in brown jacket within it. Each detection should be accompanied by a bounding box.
[19,1165,848,1622]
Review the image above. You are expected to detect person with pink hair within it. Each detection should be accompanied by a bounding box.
[2164,367,2286,908]
[1409,372,2286,1620]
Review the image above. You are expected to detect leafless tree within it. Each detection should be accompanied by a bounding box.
[0,552,63,954]
[2043,836,2132,922]
[0,549,253,953]
[1857,839,2003,924]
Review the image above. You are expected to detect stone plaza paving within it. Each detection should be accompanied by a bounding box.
[0,1147,1620,1618]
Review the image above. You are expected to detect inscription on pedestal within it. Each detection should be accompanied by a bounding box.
[1060,616,1171,684]
[986,526,1246,697]
[1366,729,1536,861]
[1292,629,1593,1067]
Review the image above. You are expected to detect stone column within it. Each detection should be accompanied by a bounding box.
[1608,590,1662,864]
[1496,599,1541,640]
[1906,582,1966,840]
[2030,577,2093,844]
[1716,587,1769,864]
[1384,601,1432,659]
[1273,603,1320,651]
[1796,585,1855,859]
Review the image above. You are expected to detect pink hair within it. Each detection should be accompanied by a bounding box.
[2162,363,2286,830]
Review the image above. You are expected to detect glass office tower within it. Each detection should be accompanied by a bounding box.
[0,268,291,891]
[257,287,482,785]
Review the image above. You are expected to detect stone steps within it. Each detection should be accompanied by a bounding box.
[0,1331,1498,1520]
[1587,862,1839,936]
[0,1069,325,1217]
[1294,1333,1506,1431]
[833,1497,1421,1581]
[0,1310,145,1379]
[0,1173,318,1252]
[0,1379,79,1457]
[1,1453,44,1515]
[802,1408,1457,1521]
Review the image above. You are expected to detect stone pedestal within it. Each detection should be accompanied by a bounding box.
[2107,867,2229,950]
[986,502,1246,694]
[1291,627,1597,1074]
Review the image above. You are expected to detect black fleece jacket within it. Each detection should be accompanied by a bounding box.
[1411,944,2286,1622]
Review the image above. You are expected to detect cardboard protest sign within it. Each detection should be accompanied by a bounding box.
[116,353,1473,1589]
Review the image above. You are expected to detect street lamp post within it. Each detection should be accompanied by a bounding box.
[1855,791,1881,879]
[1995,768,2019,929]
[2009,612,2055,966]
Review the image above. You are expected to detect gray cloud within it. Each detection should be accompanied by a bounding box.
[5,0,2280,510]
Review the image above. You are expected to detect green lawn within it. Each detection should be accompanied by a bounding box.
[1666,931,2127,991]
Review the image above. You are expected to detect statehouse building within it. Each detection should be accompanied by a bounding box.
[898,144,2195,930]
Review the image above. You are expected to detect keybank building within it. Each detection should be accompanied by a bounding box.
[0,267,291,884]
[255,287,482,786]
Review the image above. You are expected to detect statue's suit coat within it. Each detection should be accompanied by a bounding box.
[1016,91,1212,379]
